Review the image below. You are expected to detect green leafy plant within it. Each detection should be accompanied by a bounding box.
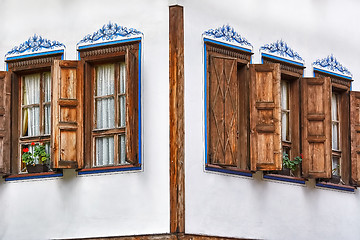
[282,152,303,172]
[21,142,50,166]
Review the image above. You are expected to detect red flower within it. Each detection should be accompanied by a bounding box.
[31,142,35,146]
[23,148,29,153]
[300,153,303,159]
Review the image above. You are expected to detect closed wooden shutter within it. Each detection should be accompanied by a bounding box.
[126,49,139,165]
[207,54,239,167]
[51,60,84,169]
[301,77,331,178]
[350,91,360,185]
[0,72,11,175]
[249,64,282,171]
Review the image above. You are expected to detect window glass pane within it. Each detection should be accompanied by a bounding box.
[332,123,339,150]
[119,62,126,94]
[281,81,288,110]
[281,81,289,141]
[332,157,340,176]
[119,134,126,164]
[23,74,40,105]
[281,112,289,141]
[119,96,126,127]
[96,136,114,166]
[96,98,115,129]
[44,104,51,135]
[96,64,114,96]
[44,72,51,102]
[331,93,338,121]
[22,107,40,136]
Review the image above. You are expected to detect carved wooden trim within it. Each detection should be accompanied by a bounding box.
[263,57,304,76]
[315,71,352,89]
[7,55,61,71]
[206,43,252,62]
[79,42,139,59]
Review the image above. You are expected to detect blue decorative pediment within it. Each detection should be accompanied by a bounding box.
[260,40,304,65]
[203,24,253,51]
[5,35,65,60]
[313,54,352,78]
[77,22,143,49]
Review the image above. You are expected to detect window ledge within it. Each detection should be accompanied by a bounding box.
[77,165,141,175]
[205,164,253,177]
[316,182,355,192]
[263,173,306,185]
[5,171,63,181]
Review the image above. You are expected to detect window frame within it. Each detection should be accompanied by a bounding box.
[78,39,141,170]
[6,53,63,174]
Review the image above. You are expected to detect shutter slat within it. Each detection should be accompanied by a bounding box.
[301,77,332,178]
[350,91,360,185]
[249,64,282,171]
[0,71,11,175]
[51,60,84,169]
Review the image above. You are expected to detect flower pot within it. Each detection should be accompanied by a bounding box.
[26,164,49,173]
[277,168,291,176]
[329,175,341,184]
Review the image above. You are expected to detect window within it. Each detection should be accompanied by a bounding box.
[205,40,283,173]
[6,52,63,174]
[79,40,140,170]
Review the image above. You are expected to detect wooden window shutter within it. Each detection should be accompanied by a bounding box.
[207,54,239,167]
[301,77,332,178]
[0,71,11,175]
[126,48,139,165]
[51,60,84,169]
[350,91,360,185]
[249,64,281,171]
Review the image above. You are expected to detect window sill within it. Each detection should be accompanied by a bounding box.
[263,173,306,185]
[77,164,141,175]
[5,171,63,181]
[205,164,253,177]
[316,182,355,192]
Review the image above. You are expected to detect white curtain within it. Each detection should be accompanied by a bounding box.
[332,93,339,150]
[280,81,289,141]
[44,72,51,135]
[119,62,126,127]
[96,64,115,166]
[23,74,40,136]
[119,134,126,164]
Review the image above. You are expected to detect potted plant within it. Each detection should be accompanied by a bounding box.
[22,142,50,173]
[281,152,303,177]
[330,165,341,184]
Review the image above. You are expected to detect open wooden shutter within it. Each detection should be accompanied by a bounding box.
[350,91,360,185]
[126,48,139,165]
[51,60,84,169]
[207,54,239,167]
[301,77,331,178]
[249,64,281,171]
[0,72,11,175]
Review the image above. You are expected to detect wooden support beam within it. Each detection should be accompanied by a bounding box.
[169,5,185,234]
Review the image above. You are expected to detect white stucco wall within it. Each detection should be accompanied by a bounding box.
[184,0,360,239]
[0,0,170,239]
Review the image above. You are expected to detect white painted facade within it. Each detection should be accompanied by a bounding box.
[184,1,360,240]
[0,0,360,240]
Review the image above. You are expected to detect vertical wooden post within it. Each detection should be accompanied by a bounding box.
[169,5,185,234]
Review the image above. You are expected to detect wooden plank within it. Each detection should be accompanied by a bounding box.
[169,5,185,234]
[0,72,11,175]
[351,91,360,185]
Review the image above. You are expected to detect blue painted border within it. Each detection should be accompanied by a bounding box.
[78,166,141,175]
[263,174,305,184]
[313,67,352,80]
[205,166,253,177]
[77,37,142,50]
[5,173,63,181]
[316,183,355,192]
[261,53,304,67]
[204,38,252,53]
[5,49,64,61]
